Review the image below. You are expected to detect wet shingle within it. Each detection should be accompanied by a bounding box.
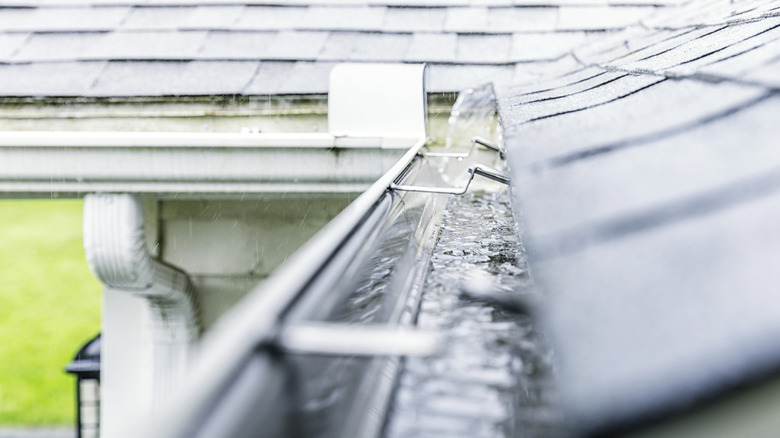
[743,56,780,88]
[510,32,586,61]
[243,61,295,94]
[197,29,329,61]
[503,79,766,167]
[456,34,512,63]
[404,32,457,62]
[602,25,722,67]
[232,6,307,31]
[499,5,780,433]
[500,65,604,98]
[319,32,412,61]
[183,6,243,29]
[487,7,558,32]
[531,188,780,434]
[90,60,258,95]
[572,26,694,65]
[0,61,105,96]
[121,6,197,30]
[623,17,780,72]
[506,73,663,125]
[197,31,277,59]
[299,6,386,31]
[426,64,514,92]
[444,7,489,32]
[275,61,337,94]
[666,23,780,77]
[513,96,780,245]
[557,6,657,31]
[85,31,208,60]
[382,0,471,6]
[0,0,735,97]
[501,69,619,106]
[697,33,780,79]
[245,61,335,94]
[0,33,31,61]
[0,6,129,32]
[12,32,105,62]
[264,31,330,60]
[508,56,586,89]
[382,6,446,32]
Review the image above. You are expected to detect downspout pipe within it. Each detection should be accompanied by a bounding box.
[83,193,200,406]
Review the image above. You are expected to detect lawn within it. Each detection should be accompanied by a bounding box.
[0,200,102,425]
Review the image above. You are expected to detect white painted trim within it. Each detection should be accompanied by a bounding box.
[84,194,199,407]
[0,131,418,197]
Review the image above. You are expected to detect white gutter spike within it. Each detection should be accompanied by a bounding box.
[83,193,200,406]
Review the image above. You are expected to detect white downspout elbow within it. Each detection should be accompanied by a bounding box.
[83,193,200,406]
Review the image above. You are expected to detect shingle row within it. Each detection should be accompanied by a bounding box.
[0,30,601,64]
[498,0,780,435]
[0,59,522,95]
[0,0,685,7]
[0,5,657,33]
[0,0,671,95]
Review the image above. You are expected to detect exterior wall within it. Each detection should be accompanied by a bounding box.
[159,197,354,330]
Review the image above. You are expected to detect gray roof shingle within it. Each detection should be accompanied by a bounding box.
[232,6,306,31]
[0,1,664,96]
[89,60,259,95]
[0,61,106,96]
[0,7,130,32]
[120,6,198,30]
[244,61,335,94]
[444,6,489,32]
[184,6,244,29]
[382,6,447,32]
[456,34,512,63]
[404,32,458,62]
[487,7,558,32]
[0,33,30,60]
[300,5,386,31]
[498,0,780,434]
[510,32,587,61]
[319,32,413,61]
[94,31,209,60]
[12,32,102,62]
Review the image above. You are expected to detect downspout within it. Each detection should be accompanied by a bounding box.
[83,193,200,406]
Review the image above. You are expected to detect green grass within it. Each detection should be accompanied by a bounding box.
[0,200,102,425]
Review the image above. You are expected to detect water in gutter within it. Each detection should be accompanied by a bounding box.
[383,189,566,438]
[145,81,557,438]
[282,85,563,437]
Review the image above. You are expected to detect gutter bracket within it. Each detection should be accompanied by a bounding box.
[422,136,505,160]
[276,323,445,358]
[390,164,511,195]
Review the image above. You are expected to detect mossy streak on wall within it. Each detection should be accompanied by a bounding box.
[0,94,457,141]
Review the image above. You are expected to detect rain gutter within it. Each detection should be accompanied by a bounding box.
[146,136,435,438]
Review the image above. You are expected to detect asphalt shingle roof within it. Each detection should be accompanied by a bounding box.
[0,0,670,96]
[498,0,780,434]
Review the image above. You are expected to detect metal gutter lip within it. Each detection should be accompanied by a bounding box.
[147,137,428,438]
